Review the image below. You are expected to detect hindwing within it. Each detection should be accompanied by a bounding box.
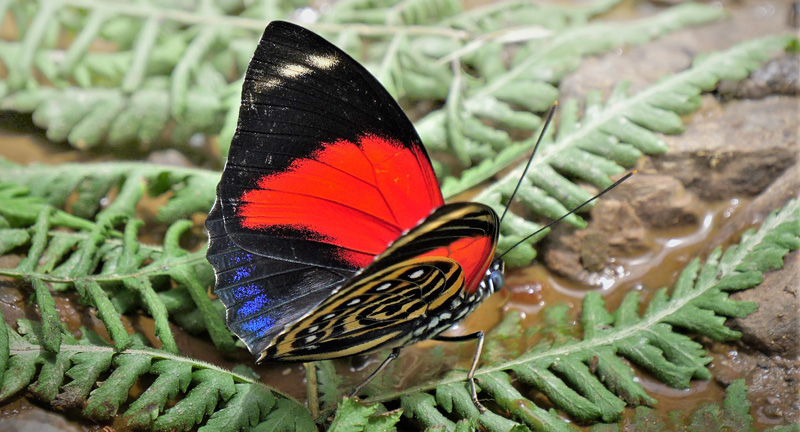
[258,202,499,361]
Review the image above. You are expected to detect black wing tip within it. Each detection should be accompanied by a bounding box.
[262,20,329,46]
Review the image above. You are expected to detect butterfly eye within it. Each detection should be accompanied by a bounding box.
[489,271,505,291]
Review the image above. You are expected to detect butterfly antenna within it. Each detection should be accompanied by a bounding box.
[498,101,558,227]
[497,170,636,259]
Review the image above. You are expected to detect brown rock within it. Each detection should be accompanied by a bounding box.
[709,162,800,249]
[652,96,798,200]
[731,250,800,358]
[559,0,798,101]
[718,54,800,100]
[713,344,800,425]
[544,199,653,283]
[607,173,702,229]
[0,401,85,432]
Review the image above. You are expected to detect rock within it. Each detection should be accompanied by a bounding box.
[718,54,800,100]
[559,0,798,101]
[146,149,193,167]
[731,250,800,357]
[607,173,702,229]
[708,162,800,248]
[544,197,653,283]
[652,96,798,200]
[713,344,800,424]
[543,172,699,283]
[1,401,85,432]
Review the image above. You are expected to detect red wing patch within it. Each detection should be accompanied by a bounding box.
[419,236,495,294]
[238,134,443,268]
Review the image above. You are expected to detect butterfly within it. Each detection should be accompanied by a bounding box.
[205,20,507,407]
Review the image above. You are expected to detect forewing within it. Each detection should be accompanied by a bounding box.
[206,198,353,355]
[219,21,443,272]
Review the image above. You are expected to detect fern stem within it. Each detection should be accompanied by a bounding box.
[0,252,208,282]
[305,362,319,418]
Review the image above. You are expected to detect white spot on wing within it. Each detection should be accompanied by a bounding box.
[279,63,311,78]
[375,283,391,292]
[307,53,337,69]
[408,269,425,279]
[347,298,361,306]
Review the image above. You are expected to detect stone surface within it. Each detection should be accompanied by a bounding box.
[732,250,800,358]
[544,197,653,283]
[606,173,702,229]
[652,96,798,200]
[719,54,800,100]
[1,400,85,432]
[559,0,798,101]
[713,344,800,425]
[709,162,800,248]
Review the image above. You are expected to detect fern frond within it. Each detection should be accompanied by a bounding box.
[417,3,725,158]
[0,0,629,155]
[0,317,312,431]
[467,34,796,266]
[352,198,800,430]
[0,159,219,223]
[0,177,233,352]
[589,379,754,432]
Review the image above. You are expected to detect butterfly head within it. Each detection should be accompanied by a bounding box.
[483,258,505,294]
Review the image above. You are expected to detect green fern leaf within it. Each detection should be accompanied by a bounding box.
[467,34,795,265]
[357,198,799,429]
[124,360,193,428]
[589,379,755,432]
[200,382,276,432]
[254,398,318,432]
[329,397,401,432]
[0,175,234,352]
[0,316,312,431]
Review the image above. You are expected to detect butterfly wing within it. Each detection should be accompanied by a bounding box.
[261,202,499,361]
[209,21,445,357]
[218,21,443,271]
[206,197,353,355]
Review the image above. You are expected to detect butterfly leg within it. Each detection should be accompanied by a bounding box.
[434,331,486,412]
[349,347,402,399]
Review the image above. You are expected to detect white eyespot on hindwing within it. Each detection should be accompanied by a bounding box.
[346,298,361,306]
[375,282,392,292]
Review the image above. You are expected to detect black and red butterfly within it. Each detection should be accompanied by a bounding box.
[206,21,506,406]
